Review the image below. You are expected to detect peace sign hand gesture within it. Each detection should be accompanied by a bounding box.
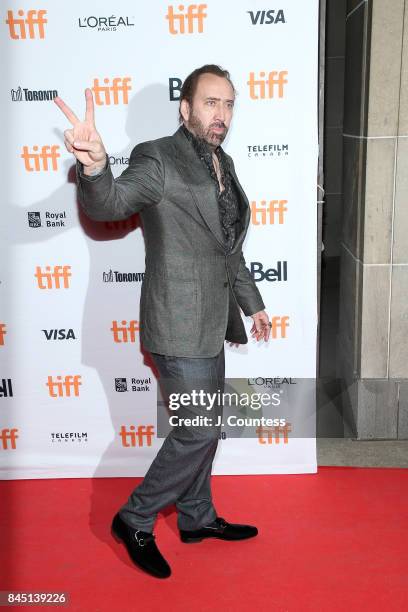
[54,88,107,175]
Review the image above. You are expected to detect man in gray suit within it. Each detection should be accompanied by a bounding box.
[55,65,270,579]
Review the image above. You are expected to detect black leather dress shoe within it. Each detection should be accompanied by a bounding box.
[179,516,258,543]
[111,513,171,578]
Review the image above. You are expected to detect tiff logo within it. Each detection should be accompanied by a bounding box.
[5,9,47,39]
[46,375,82,398]
[111,320,140,343]
[247,71,288,99]
[35,266,72,289]
[92,77,132,105]
[256,424,291,444]
[21,145,60,171]
[119,425,154,447]
[251,200,288,225]
[0,379,13,398]
[0,428,19,450]
[0,323,6,346]
[166,4,206,34]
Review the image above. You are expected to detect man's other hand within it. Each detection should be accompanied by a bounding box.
[250,310,271,342]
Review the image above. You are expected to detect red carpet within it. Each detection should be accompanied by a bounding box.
[0,467,407,611]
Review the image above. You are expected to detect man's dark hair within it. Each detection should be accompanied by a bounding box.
[178,64,236,123]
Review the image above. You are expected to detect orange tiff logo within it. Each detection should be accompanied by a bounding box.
[251,200,288,225]
[5,9,47,39]
[21,145,60,172]
[35,266,72,289]
[0,323,6,346]
[46,375,82,398]
[111,320,140,343]
[256,423,292,444]
[119,425,155,447]
[0,428,19,450]
[166,4,207,34]
[247,71,288,99]
[92,77,132,105]
[270,317,289,339]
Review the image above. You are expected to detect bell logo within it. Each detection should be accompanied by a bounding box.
[5,9,47,39]
[251,200,288,225]
[111,320,140,343]
[0,428,19,450]
[35,266,72,289]
[92,77,132,105]
[247,71,288,99]
[0,323,6,346]
[46,375,82,398]
[166,4,207,34]
[21,145,60,171]
[119,425,155,447]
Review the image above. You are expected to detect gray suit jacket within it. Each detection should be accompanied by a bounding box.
[76,126,265,357]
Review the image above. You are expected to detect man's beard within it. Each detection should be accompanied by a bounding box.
[187,110,228,149]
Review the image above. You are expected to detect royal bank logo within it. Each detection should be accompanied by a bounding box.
[11,86,58,102]
[115,377,152,392]
[78,15,135,31]
[247,9,286,25]
[103,269,145,283]
[28,211,67,228]
[0,379,13,398]
[28,212,41,228]
[5,9,47,39]
[51,432,88,443]
[247,143,289,159]
[250,261,288,282]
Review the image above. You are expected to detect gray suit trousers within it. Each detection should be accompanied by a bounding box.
[118,347,225,532]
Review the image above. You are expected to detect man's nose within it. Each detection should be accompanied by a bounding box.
[214,103,226,122]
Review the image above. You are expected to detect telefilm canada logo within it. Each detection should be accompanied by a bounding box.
[115,377,152,392]
[27,211,67,228]
[50,432,88,443]
[11,86,58,102]
[103,269,145,283]
[247,143,289,159]
[78,15,135,31]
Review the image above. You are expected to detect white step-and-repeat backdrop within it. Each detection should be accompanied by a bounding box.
[0,0,319,479]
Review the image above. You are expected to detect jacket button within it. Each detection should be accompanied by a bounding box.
[224,281,228,287]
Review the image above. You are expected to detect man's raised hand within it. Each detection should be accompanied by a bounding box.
[54,88,107,175]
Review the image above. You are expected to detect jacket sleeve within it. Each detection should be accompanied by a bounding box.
[232,253,266,316]
[76,141,164,221]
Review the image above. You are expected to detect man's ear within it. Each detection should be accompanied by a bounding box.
[180,99,190,123]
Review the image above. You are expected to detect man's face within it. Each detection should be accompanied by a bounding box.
[182,73,235,149]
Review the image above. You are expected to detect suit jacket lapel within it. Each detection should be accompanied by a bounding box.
[172,127,226,248]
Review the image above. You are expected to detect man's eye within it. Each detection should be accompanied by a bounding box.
[207,100,215,106]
